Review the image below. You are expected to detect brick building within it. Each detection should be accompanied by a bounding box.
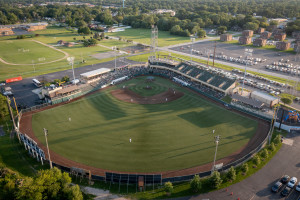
[260,31,272,39]
[276,41,290,51]
[256,27,265,34]
[23,25,47,32]
[274,33,286,41]
[253,38,267,47]
[220,34,232,42]
[239,36,252,45]
[242,30,253,37]
[0,27,14,36]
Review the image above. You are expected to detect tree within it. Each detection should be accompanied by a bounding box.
[0,95,9,120]
[61,76,70,83]
[197,29,206,38]
[76,20,87,28]
[78,27,90,35]
[274,135,282,145]
[253,155,261,165]
[210,171,222,189]
[164,181,173,194]
[227,166,236,181]
[190,175,201,192]
[241,163,249,174]
[244,22,259,31]
[268,142,276,152]
[217,26,227,35]
[260,149,269,159]
[269,20,279,26]
[281,97,292,105]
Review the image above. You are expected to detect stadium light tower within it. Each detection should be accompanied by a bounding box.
[241,48,253,95]
[190,36,195,63]
[211,135,220,174]
[67,57,76,84]
[43,128,52,169]
[112,46,117,71]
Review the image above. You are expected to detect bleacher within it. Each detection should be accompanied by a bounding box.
[149,59,236,92]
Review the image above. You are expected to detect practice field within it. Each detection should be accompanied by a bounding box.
[30,76,258,172]
[106,28,199,47]
[0,40,65,64]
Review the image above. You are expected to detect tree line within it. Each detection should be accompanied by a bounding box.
[0,0,299,37]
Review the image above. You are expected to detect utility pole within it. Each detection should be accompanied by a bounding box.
[206,49,211,68]
[190,37,195,63]
[212,135,220,174]
[44,128,52,169]
[213,41,217,67]
[67,57,76,84]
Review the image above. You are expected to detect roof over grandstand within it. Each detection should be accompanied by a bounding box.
[80,68,111,78]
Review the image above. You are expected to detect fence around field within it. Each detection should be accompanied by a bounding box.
[16,65,272,184]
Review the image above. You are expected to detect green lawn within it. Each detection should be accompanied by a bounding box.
[0,26,117,81]
[31,76,257,172]
[106,28,197,47]
[0,40,65,64]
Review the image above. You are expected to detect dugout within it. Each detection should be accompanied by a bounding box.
[80,68,111,83]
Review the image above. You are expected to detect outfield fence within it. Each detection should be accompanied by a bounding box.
[16,66,272,185]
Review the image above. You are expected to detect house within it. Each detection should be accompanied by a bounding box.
[253,38,267,47]
[220,34,232,42]
[239,36,252,45]
[242,30,253,37]
[274,33,286,41]
[260,31,272,39]
[256,27,265,34]
[276,41,291,51]
[0,27,14,36]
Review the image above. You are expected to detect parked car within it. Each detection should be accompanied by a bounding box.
[296,182,300,192]
[281,186,292,196]
[272,181,283,192]
[287,177,297,188]
[281,175,290,184]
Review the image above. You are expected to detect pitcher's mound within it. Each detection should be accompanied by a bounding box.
[111,88,184,104]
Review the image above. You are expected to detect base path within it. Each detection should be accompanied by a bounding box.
[0,39,69,66]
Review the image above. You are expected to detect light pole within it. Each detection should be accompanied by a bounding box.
[32,60,35,73]
[212,135,220,174]
[190,37,195,63]
[241,48,253,95]
[43,128,52,169]
[112,46,117,71]
[67,57,76,84]
[269,105,280,144]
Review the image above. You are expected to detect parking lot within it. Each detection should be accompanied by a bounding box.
[170,40,300,79]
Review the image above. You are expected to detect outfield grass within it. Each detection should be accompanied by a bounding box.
[31,76,257,172]
[0,40,65,64]
[106,28,197,47]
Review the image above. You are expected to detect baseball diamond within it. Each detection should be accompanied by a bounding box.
[19,73,269,178]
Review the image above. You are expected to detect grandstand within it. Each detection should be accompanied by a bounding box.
[149,58,236,95]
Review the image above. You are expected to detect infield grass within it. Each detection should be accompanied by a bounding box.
[31,76,258,172]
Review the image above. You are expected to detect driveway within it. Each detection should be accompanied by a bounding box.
[173,131,300,200]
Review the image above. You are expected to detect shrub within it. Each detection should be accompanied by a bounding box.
[190,175,201,192]
[268,142,276,152]
[210,171,222,189]
[253,155,261,165]
[227,166,236,181]
[164,182,173,194]
[274,135,281,145]
[260,149,269,159]
[241,163,248,174]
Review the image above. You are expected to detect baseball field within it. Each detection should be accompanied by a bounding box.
[26,76,259,173]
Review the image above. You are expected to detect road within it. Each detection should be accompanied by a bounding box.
[173,131,300,200]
